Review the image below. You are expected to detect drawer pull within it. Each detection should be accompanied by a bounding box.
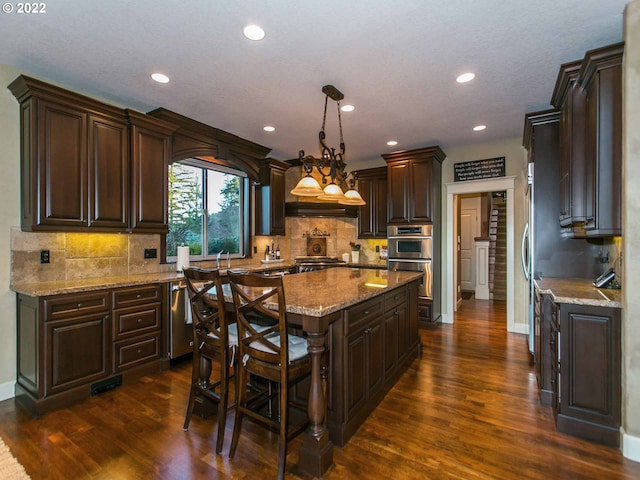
[136,294,142,299]
[364,310,370,315]
[77,303,83,308]
[137,318,142,323]
[137,349,142,354]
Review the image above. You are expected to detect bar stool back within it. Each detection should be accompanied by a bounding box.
[227,271,311,480]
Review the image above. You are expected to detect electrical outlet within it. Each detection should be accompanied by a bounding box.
[40,250,50,264]
[144,248,157,259]
[375,245,380,253]
[253,246,258,254]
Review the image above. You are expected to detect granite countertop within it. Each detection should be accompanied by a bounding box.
[10,260,297,297]
[234,268,423,317]
[534,277,622,308]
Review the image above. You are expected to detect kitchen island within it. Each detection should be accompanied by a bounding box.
[12,267,422,478]
[274,267,423,477]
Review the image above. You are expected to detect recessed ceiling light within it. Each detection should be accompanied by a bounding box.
[151,73,170,84]
[341,104,355,112]
[386,140,398,146]
[473,125,487,131]
[456,72,475,83]
[263,125,275,132]
[243,24,265,41]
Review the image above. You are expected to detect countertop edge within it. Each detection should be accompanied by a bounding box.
[534,278,622,309]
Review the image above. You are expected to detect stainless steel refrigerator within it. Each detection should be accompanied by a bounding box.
[522,155,603,357]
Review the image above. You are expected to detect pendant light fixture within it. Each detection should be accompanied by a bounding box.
[290,85,365,206]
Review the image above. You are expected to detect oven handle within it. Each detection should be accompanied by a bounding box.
[387,236,432,240]
[388,258,431,263]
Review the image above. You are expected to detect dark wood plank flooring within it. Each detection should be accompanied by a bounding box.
[1,298,639,479]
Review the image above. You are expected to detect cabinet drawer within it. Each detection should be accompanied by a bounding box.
[113,285,162,308]
[44,291,110,321]
[384,287,407,311]
[418,298,432,323]
[113,334,160,372]
[345,297,383,335]
[113,304,160,339]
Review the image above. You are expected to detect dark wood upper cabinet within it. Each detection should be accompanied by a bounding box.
[356,167,387,238]
[9,76,131,231]
[8,75,176,233]
[382,146,445,225]
[127,110,176,234]
[551,60,588,228]
[579,42,623,237]
[88,113,129,229]
[255,159,289,236]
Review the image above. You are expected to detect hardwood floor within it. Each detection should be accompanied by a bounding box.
[1,298,639,479]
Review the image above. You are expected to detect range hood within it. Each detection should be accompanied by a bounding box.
[285,202,358,218]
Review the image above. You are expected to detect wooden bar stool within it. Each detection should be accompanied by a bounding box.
[182,267,235,454]
[227,271,311,480]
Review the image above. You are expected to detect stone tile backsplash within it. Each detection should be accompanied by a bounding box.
[11,217,388,285]
[10,228,171,284]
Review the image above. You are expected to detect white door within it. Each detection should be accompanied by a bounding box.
[460,195,481,292]
[460,208,476,291]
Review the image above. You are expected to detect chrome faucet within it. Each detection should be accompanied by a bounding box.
[216,250,223,269]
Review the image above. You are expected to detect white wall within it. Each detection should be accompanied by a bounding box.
[622,0,640,461]
[441,138,529,330]
[0,64,21,400]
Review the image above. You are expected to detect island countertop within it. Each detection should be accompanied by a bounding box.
[10,266,422,317]
[534,277,622,308]
[278,268,422,316]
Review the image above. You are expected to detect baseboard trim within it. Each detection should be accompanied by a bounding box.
[0,380,15,402]
[511,322,528,335]
[622,430,640,463]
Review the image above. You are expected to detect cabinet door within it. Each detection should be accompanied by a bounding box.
[36,99,88,228]
[410,160,434,223]
[130,123,171,233]
[88,114,129,229]
[346,329,367,419]
[584,63,622,237]
[387,161,410,224]
[357,176,375,238]
[255,164,287,236]
[559,304,621,433]
[45,312,110,395]
[374,177,388,237]
[368,319,384,398]
[384,310,398,376]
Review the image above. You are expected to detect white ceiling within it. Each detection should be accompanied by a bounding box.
[0,0,628,166]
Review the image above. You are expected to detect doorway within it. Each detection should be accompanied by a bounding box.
[444,176,516,332]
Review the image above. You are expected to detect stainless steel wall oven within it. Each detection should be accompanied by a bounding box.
[387,224,433,299]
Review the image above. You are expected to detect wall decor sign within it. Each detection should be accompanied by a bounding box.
[454,156,505,182]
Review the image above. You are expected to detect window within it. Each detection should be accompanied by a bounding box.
[167,159,247,260]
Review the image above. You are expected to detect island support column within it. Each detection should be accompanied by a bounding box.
[297,314,336,477]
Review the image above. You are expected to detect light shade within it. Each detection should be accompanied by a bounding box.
[290,175,324,196]
[317,182,345,201]
[339,188,366,206]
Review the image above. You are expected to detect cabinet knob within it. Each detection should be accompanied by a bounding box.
[364,310,370,315]
[77,303,83,308]
[137,318,142,323]
[136,294,142,299]
[137,349,142,355]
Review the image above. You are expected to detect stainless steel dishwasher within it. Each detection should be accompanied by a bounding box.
[169,280,194,359]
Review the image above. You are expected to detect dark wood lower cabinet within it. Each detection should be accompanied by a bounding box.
[16,284,165,415]
[327,282,420,446]
[557,302,621,446]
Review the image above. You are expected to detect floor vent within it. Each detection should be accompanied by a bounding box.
[90,375,122,396]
